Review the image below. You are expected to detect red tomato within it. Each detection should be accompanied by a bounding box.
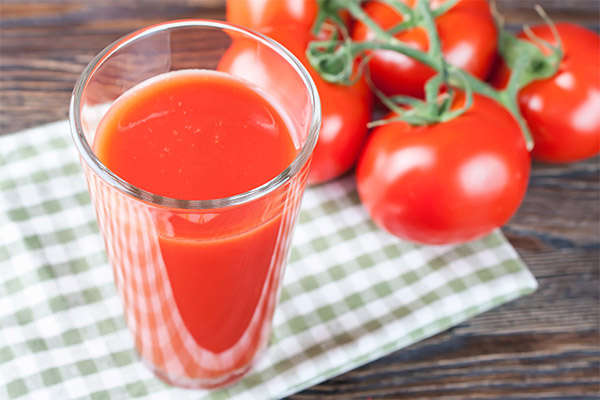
[226,0,317,30]
[356,93,530,245]
[220,26,372,184]
[226,0,351,41]
[492,23,600,163]
[352,0,497,98]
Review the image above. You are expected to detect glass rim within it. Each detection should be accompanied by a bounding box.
[69,19,321,210]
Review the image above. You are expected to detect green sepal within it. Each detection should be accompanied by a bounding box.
[498,27,562,90]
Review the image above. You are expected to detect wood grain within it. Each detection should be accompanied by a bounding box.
[1,1,599,399]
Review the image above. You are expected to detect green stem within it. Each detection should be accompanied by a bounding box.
[417,0,442,63]
[311,3,328,36]
[500,55,534,148]
[499,93,533,150]
[387,20,415,35]
[534,4,563,54]
[447,67,499,101]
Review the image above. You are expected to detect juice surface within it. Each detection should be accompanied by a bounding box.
[91,70,302,383]
[94,70,297,200]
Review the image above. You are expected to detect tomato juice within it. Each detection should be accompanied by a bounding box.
[88,69,304,386]
[94,70,298,200]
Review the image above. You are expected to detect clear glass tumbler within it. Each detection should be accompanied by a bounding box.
[69,20,320,389]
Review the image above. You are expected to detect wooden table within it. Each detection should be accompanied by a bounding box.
[1,1,598,398]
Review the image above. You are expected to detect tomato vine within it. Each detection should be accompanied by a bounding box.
[306,0,564,151]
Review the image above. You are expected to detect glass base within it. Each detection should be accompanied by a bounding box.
[139,354,257,390]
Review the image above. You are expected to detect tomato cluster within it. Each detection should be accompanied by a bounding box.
[226,0,600,245]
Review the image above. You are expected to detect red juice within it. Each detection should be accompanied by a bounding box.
[89,70,304,386]
[93,70,297,200]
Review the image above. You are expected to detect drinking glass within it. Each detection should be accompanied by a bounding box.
[69,20,320,389]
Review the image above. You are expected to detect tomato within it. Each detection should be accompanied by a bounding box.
[352,0,497,98]
[220,26,372,184]
[226,0,318,31]
[226,0,351,41]
[356,93,530,245]
[492,23,600,163]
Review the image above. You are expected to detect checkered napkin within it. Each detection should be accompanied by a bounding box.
[0,120,537,400]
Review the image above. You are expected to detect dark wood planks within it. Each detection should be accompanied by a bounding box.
[0,0,225,134]
[1,1,599,399]
[293,331,600,399]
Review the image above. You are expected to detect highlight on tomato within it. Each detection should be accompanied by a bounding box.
[351,0,497,98]
[356,93,531,245]
[492,23,600,163]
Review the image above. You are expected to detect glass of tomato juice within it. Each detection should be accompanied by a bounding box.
[69,20,320,389]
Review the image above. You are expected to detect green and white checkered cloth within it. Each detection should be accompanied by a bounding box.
[0,120,537,399]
